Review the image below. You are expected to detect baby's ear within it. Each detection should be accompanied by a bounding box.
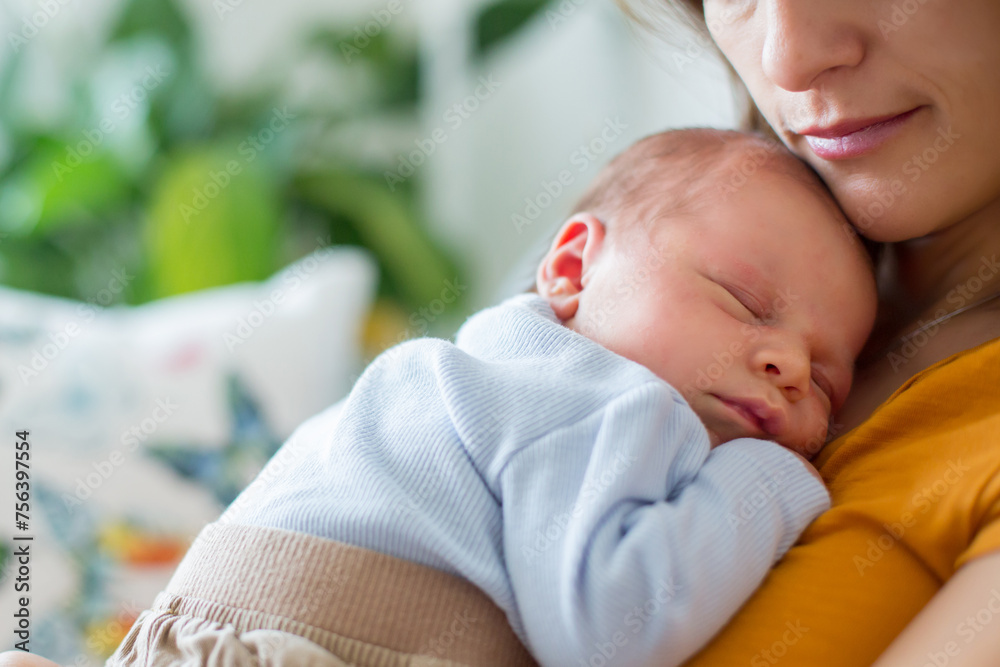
[535,213,606,321]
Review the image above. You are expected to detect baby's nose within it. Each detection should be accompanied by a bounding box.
[759,348,811,401]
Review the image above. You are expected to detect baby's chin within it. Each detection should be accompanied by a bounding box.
[707,428,825,461]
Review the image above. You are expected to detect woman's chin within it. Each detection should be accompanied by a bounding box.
[823,177,952,243]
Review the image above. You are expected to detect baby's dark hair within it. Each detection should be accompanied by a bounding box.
[569,128,881,266]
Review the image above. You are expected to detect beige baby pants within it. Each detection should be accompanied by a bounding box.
[105,522,537,666]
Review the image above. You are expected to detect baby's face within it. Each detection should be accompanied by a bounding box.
[559,172,877,457]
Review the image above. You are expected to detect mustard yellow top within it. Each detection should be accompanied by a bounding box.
[683,337,1000,666]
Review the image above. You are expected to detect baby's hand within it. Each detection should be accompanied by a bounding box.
[786,449,824,485]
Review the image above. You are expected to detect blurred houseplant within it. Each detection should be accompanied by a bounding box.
[0,0,487,354]
[0,0,552,658]
[0,0,555,348]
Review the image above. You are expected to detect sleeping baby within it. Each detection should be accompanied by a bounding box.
[93,128,877,667]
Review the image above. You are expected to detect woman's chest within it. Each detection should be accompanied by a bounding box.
[685,418,999,667]
[834,312,1000,434]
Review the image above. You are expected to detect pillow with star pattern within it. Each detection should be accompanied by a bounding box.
[0,245,377,661]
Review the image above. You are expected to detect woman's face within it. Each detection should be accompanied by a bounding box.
[703,0,1000,242]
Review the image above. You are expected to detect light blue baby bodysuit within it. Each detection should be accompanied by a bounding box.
[225,293,830,667]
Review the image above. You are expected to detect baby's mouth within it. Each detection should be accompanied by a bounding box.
[711,394,788,439]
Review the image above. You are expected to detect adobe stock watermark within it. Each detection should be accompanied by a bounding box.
[902,126,960,181]
[917,589,1000,667]
[52,65,170,182]
[180,106,297,223]
[339,0,409,63]
[219,430,311,525]
[669,7,742,73]
[853,126,959,236]
[387,454,464,523]
[417,609,478,660]
[17,267,135,385]
[368,277,468,361]
[885,254,1000,372]
[750,620,810,666]
[213,0,246,20]
[545,0,586,29]
[384,75,502,191]
[61,397,180,513]
[716,137,782,199]
[953,590,1000,651]
[343,275,469,390]
[853,459,968,576]
[726,464,803,531]
[877,0,931,39]
[407,277,467,336]
[223,235,337,352]
[520,450,638,563]
[83,599,144,657]
[576,241,666,338]
[464,405,505,445]
[56,598,147,666]
[511,116,629,235]
[577,578,679,667]
[7,0,75,53]
[677,288,801,400]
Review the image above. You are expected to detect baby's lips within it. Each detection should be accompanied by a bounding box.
[758,409,789,439]
[732,396,789,439]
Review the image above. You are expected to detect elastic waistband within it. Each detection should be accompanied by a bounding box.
[161,521,537,666]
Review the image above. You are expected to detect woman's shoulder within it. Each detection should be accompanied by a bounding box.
[822,336,1000,471]
[684,336,1000,667]
[814,333,1000,578]
[891,332,1000,399]
[827,334,1000,458]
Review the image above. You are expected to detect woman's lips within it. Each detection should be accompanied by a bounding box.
[799,107,922,160]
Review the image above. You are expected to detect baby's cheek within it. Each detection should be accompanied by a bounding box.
[803,405,832,459]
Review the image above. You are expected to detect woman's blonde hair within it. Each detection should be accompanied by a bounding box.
[613,2,887,265]
[615,0,775,139]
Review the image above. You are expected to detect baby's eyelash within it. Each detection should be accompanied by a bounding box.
[811,372,834,403]
[724,285,763,320]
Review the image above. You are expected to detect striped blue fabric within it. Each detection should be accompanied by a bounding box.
[228,294,830,667]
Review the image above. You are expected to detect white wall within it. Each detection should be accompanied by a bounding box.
[416,0,737,310]
[166,0,740,313]
[0,0,736,314]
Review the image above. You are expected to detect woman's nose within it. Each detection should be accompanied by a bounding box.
[760,0,866,93]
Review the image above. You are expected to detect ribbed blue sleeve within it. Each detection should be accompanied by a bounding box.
[227,293,830,666]
[499,381,829,667]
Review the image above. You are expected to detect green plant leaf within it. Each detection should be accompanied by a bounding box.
[0,140,132,236]
[145,147,281,298]
[474,0,551,58]
[0,238,79,297]
[308,28,421,109]
[110,0,191,50]
[295,170,460,310]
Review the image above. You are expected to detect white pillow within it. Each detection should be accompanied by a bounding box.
[0,244,377,660]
